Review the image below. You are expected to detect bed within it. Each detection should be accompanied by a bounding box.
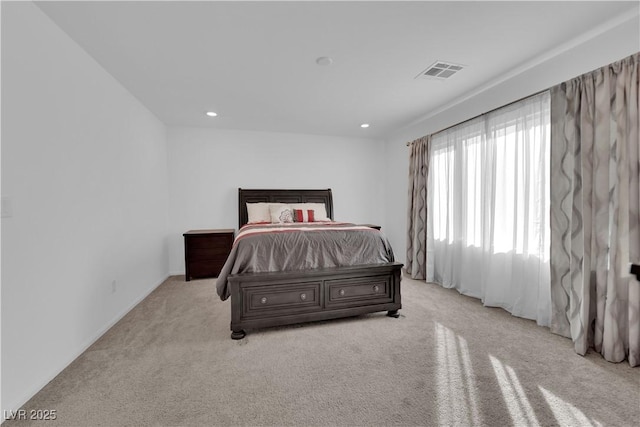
[215,188,403,339]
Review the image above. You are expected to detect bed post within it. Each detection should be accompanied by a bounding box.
[231,329,246,340]
[386,265,402,318]
[230,273,246,339]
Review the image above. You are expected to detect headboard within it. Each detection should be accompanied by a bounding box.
[238,188,334,229]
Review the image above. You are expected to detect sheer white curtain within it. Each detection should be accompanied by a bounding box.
[427,91,551,326]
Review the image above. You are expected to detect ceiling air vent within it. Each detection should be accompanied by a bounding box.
[416,61,465,80]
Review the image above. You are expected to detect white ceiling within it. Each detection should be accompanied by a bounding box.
[35,1,639,139]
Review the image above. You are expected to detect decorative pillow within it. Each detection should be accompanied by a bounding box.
[269,204,294,223]
[293,209,315,222]
[289,203,330,221]
[246,202,285,224]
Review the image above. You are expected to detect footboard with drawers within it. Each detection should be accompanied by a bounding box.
[228,262,402,339]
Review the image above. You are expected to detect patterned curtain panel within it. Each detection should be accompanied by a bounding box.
[550,53,640,366]
[406,136,431,280]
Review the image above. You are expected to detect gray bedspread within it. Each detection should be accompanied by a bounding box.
[215,222,395,300]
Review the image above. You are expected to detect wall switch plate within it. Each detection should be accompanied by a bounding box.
[1,196,13,218]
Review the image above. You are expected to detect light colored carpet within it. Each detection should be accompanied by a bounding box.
[5,274,639,426]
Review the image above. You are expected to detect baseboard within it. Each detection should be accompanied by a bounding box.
[2,274,169,421]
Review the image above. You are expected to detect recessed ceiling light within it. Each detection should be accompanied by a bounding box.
[316,56,333,66]
[360,123,370,128]
[206,111,218,117]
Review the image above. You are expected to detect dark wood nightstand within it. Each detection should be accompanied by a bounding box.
[358,224,382,230]
[183,229,234,281]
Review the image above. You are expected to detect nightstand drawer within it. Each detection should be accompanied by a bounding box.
[187,235,233,249]
[188,259,227,279]
[188,247,232,260]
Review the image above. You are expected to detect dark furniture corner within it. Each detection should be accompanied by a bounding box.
[184,229,234,281]
[358,224,382,230]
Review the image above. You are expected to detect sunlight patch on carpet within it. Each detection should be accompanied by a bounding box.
[539,386,603,427]
[489,355,539,426]
[435,322,482,426]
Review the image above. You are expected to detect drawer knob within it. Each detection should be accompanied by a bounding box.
[300,293,307,301]
[260,297,268,304]
[339,289,345,296]
[373,285,380,292]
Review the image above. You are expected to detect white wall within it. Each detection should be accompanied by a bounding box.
[383,14,640,264]
[1,2,170,413]
[167,127,386,274]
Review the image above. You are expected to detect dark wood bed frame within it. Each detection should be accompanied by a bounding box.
[227,188,403,339]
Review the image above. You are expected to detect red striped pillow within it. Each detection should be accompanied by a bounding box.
[293,209,315,222]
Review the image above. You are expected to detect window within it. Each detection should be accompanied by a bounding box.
[427,91,551,325]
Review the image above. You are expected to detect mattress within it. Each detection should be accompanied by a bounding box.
[215,222,395,300]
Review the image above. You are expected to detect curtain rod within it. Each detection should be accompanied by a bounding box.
[406,88,549,146]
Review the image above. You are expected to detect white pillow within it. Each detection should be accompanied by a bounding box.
[269,204,294,223]
[246,202,285,224]
[289,203,330,221]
